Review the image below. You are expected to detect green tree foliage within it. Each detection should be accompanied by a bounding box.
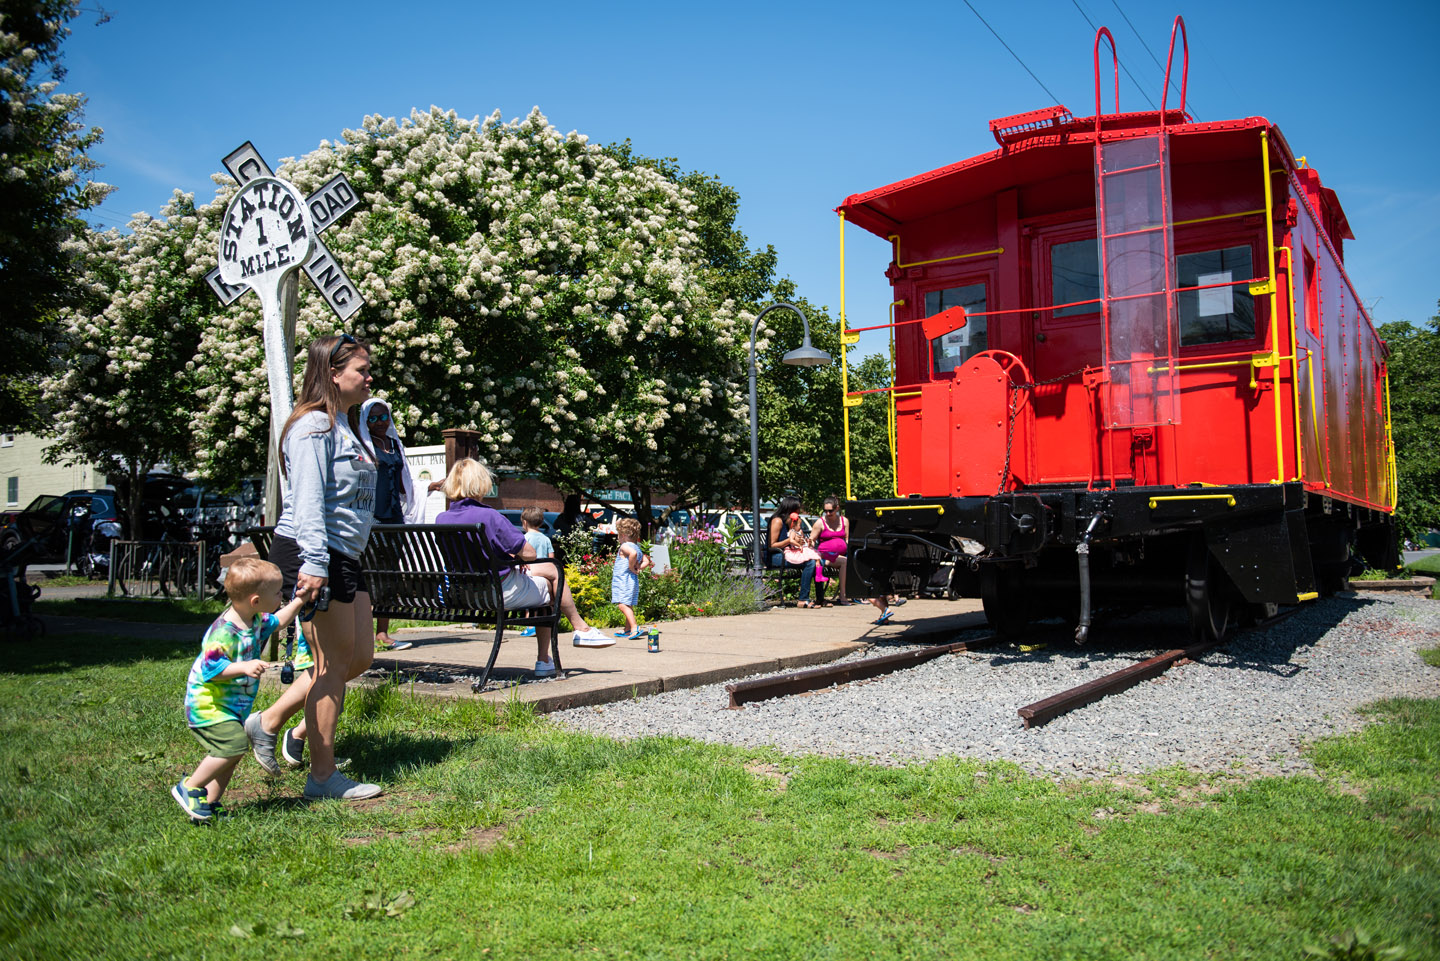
[1379,310,1440,541]
[745,280,894,510]
[606,144,894,515]
[0,0,111,429]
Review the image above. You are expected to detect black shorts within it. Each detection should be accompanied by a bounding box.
[268,534,367,604]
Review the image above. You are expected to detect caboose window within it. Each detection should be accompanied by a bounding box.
[925,283,987,374]
[1177,246,1255,345]
[1051,238,1101,318]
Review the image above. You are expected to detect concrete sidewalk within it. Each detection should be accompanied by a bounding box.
[375,598,988,712]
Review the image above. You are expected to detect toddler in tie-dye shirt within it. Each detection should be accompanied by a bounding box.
[171,557,307,822]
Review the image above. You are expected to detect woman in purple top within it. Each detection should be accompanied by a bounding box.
[436,459,614,677]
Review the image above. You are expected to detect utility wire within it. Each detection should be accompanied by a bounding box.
[1109,0,1199,119]
[960,0,1065,106]
[1072,0,1156,111]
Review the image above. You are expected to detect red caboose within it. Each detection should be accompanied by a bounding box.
[839,20,1396,642]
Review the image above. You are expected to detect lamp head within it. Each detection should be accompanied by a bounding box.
[782,343,832,367]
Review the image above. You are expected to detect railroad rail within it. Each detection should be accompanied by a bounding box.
[1016,605,1302,728]
[725,636,997,709]
[723,606,1303,722]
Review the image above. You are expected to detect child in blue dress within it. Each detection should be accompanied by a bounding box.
[611,516,651,639]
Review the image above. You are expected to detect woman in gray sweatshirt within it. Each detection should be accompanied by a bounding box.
[244,333,382,801]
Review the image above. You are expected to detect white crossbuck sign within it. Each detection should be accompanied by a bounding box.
[204,142,365,475]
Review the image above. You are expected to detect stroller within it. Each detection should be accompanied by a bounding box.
[1,524,44,639]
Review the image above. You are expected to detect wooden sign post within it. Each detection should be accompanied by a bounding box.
[206,142,365,524]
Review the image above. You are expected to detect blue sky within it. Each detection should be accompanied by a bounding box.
[66,0,1439,361]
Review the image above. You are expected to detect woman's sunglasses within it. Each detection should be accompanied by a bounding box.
[328,333,357,366]
[367,410,390,425]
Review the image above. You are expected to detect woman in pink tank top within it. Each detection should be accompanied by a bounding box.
[810,494,851,605]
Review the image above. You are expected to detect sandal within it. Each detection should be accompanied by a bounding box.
[874,610,894,625]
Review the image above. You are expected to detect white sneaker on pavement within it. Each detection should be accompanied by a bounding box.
[572,628,617,648]
[533,659,560,678]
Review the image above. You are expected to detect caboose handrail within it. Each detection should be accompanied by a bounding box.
[1093,26,1118,131]
[1160,15,1189,126]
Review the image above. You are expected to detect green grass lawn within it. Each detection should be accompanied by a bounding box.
[1,631,1436,960]
[1406,554,1440,577]
[34,596,228,623]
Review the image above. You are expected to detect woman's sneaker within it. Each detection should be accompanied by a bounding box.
[243,712,280,775]
[533,659,560,678]
[280,729,350,770]
[572,628,617,648]
[281,728,306,769]
[170,781,212,822]
[304,770,382,801]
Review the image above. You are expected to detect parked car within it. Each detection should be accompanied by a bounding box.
[497,510,560,541]
[0,489,119,567]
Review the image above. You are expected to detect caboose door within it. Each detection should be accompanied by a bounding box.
[1026,225,1132,486]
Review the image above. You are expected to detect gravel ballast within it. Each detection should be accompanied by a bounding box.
[552,592,1440,777]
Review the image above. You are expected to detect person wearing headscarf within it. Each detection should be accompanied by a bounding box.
[359,397,420,651]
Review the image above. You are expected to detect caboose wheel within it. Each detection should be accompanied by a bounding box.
[1185,539,1234,645]
[980,566,1028,637]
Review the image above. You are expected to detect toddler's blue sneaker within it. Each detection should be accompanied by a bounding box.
[519,627,536,637]
[170,781,212,822]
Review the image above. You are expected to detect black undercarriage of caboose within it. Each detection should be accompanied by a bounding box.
[844,486,1396,644]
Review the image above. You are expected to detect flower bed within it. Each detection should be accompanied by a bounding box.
[557,526,769,627]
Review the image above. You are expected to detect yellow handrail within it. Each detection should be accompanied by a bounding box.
[888,299,904,497]
[1306,350,1327,486]
[1148,494,1236,508]
[1274,245,1304,481]
[1261,130,1286,483]
[888,235,1003,270]
[1383,367,1398,509]
[839,211,853,501]
[1172,207,1265,227]
[874,503,946,515]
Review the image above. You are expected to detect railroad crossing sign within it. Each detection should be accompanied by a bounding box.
[205,141,365,518]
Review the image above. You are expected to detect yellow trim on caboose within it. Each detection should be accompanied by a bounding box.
[1172,207,1265,227]
[888,236,1004,270]
[874,503,946,515]
[1296,591,1319,602]
[1148,494,1236,509]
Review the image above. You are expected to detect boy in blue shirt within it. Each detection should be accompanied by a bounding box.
[516,507,554,639]
[173,557,307,822]
[520,506,553,559]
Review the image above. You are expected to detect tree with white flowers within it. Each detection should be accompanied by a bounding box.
[48,107,755,532]
[41,192,209,535]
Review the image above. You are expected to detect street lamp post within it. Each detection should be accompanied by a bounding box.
[748,302,833,575]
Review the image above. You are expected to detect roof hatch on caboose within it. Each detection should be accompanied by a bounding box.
[836,17,1396,645]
